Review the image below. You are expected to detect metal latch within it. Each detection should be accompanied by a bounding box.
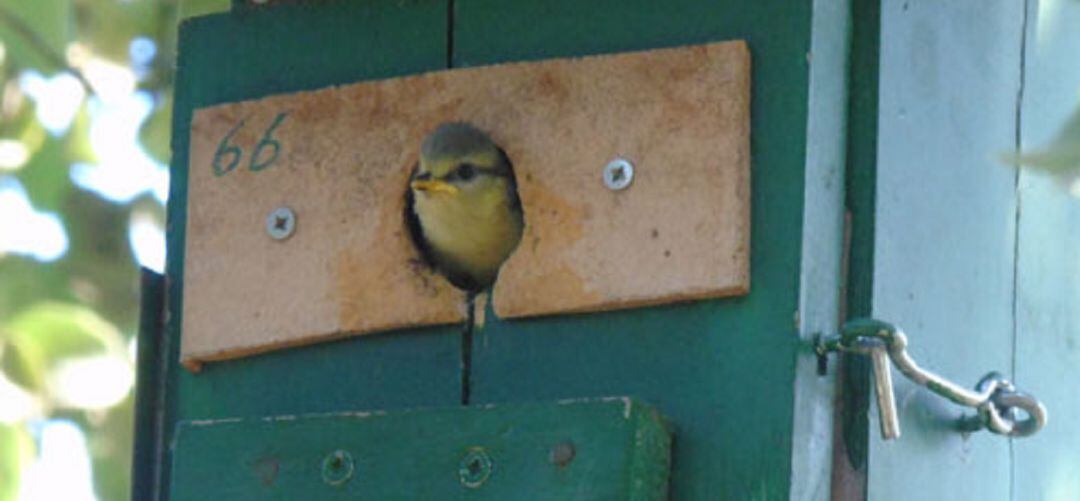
[816,319,1047,440]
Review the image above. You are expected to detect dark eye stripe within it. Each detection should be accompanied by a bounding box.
[457,163,476,181]
[430,163,510,182]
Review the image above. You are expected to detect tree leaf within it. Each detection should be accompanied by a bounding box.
[15,133,71,213]
[0,302,124,394]
[0,337,48,391]
[0,0,73,73]
[0,422,34,501]
[138,92,170,164]
[73,0,167,64]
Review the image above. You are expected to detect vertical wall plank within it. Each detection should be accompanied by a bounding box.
[1014,1,1080,499]
[870,1,1024,499]
[789,0,850,499]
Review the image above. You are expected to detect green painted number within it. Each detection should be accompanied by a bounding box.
[250,112,289,171]
[212,119,245,177]
[211,112,289,177]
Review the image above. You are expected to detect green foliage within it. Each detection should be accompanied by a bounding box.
[0,423,33,500]
[140,92,170,164]
[1,302,122,392]
[16,134,73,212]
[178,0,230,20]
[75,0,166,62]
[0,0,179,500]
[0,0,72,71]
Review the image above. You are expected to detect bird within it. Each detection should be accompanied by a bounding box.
[405,122,524,294]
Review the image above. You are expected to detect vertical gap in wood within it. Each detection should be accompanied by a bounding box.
[461,292,475,405]
[843,0,881,322]
[836,0,880,496]
[446,0,471,406]
[446,0,455,69]
[831,210,866,501]
[1009,1,1030,500]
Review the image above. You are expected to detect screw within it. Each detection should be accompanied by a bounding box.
[266,206,296,240]
[603,158,634,191]
[321,450,354,486]
[458,447,493,488]
[549,441,575,467]
[253,456,280,486]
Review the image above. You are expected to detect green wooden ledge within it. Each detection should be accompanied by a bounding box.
[171,397,672,500]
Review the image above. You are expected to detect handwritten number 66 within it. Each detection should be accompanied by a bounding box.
[212,112,289,177]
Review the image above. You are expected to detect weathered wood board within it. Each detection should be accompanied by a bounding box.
[182,41,750,363]
[869,2,1023,499]
[170,398,671,500]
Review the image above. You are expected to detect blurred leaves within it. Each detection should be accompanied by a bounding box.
[16,134,72,212]
[0,423,33,500]
[74,0,166,63]
[139,93,170,164]
[1,0,180,499]
[178,0,230,21]
[1,302,122,393]
[85,394,133,501]
[0,0,72,72]
[1008,107,1080,182]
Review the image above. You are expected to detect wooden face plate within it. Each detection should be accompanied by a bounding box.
[181,40,750,363]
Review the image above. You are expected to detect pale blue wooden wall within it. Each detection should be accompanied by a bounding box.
[1015,0,1080,499]
[789,0,850,499]
[870,1,1080,499]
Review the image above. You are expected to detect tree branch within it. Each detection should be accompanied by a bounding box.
[0,4,95,95]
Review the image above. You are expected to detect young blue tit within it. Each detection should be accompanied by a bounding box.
[405,122,524,293]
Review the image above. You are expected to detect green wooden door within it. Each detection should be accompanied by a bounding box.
[148,0,860,499]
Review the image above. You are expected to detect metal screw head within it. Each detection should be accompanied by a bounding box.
[266,207,296,240]
[549,441,576,467]
[321,450,354,486]
[458,447,493,489]
[603,158,634,191]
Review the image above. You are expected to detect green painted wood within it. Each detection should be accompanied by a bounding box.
[170,398,671,500]
[868,1,1025,499]
[1014,1,1080,498]
[162,1,458,498]
[453,2,812,499]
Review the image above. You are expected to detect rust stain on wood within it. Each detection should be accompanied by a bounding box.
[181,40,750,364]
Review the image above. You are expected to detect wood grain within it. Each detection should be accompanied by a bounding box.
[181,41,750,363]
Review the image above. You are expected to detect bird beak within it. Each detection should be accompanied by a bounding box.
[411,179,459,195]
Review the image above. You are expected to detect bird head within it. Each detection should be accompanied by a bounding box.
[411,122,512,201]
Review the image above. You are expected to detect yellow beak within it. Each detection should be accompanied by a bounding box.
[411,179,459,195]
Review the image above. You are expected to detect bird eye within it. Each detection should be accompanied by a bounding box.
[457,163,476,181]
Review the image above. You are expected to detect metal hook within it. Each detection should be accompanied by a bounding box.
[817,319,1047,439]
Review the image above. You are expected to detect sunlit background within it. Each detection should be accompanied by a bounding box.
[0,1,217,499]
